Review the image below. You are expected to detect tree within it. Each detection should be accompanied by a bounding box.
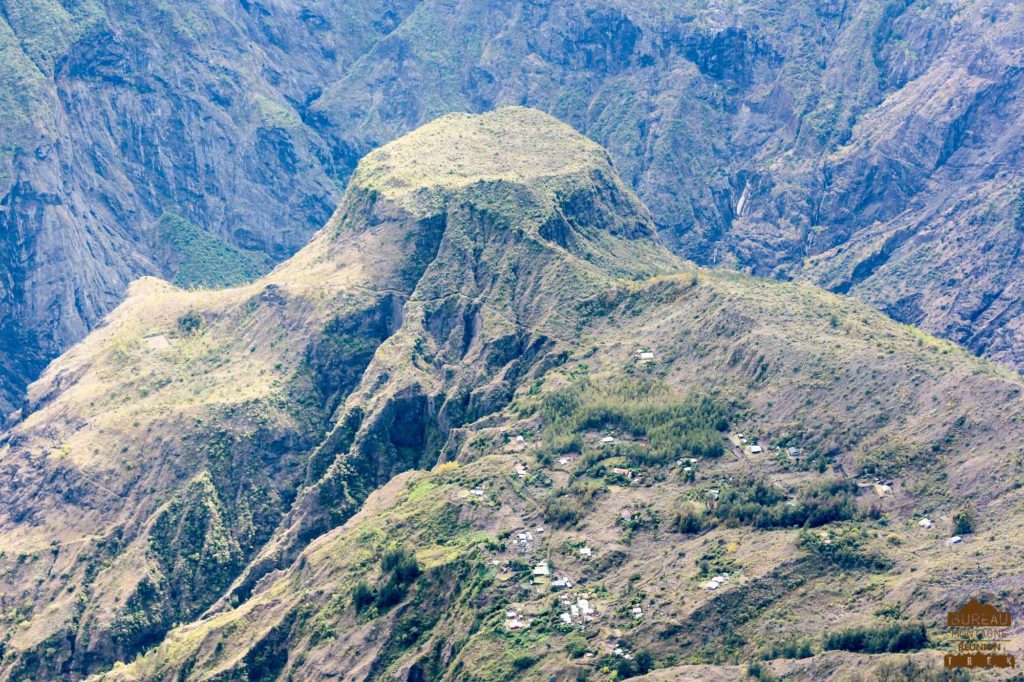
[953,509,974,535]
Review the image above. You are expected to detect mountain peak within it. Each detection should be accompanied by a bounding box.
[351,107,613,198]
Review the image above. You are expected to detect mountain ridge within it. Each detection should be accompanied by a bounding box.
[1,108,1022,681]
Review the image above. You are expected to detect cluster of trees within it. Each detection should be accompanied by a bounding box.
[672,478,858,535]
[543,479,605,527]
[797,528,891,571]
[823,623,928,654]
[537,378,730,466]
[714,478,858,529]
[353,546,421,613]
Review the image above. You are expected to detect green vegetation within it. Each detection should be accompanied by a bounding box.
[155,212,267,288]
[177,310,204,335]
[351,546,422,614]
[952,508,974,535]
[536,377,730,467]
[822,622,928,654]
[713,478,858,529]
[798,526,891,571]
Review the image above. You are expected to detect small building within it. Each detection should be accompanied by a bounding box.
[749,445,763,454]
[552,577,573,590]
[601,436,616,444]
[947,536,962,545]
[559,612,573,624]
[637,351,655,361]
[610,467,632,478]
[469,488,485,497]
[533,562,551,577]
[919,518,933,529]
[631,606,643,619]
[579,546,593,558]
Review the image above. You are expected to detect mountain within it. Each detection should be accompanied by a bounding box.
[1,108,1021,681]
[3,0,1024,418]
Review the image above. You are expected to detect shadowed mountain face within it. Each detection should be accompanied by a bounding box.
[0,108,1022,681]
[2,0,1024,416]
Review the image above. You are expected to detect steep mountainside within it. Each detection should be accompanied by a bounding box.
[0,0,419,416]
[3,0,1024,418]
[310,0,1024,368]
[1,109,1022,681]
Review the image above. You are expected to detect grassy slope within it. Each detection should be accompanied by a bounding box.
[94,271,1024,680]
[1,108,1022,681]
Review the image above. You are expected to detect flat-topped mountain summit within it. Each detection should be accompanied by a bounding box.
[354,108,618,197]
[0,110,1021,681]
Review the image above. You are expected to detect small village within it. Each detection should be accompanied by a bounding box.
[429,347,973,675]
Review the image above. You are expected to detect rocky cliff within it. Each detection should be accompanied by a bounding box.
[1,109,1021,681]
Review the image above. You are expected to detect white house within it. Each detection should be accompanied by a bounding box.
[749,445,763,454]
[918,518,933,529]
[533,562,550,577]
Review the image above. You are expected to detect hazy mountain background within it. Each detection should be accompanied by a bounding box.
[3,0,1024,418]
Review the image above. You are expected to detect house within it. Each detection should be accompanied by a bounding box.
[947,536,962,545]
[631,606,643,619]
[601,436,616,444]
[637,351,655,361]
[919,518,933,529]
[874,483,892,496]
[559,612,573,624]
[558,457,571,465]
[610,467,632,477]
[749,445,763,454]
[515,435,524,443]
[533,562,551,577]
[552,577,573,590]
[579,546,593,558]
[469,488,484,497]
[506,618,529,631]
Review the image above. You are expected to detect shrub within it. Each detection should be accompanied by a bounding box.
[565,636,588,659]
[952,509,974,535]
[177,311,204,334]
[511,655,536,670]
[381,546,420,584]
[672,508,706,534]
[352,581,374,613]
[375,578,406,609]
